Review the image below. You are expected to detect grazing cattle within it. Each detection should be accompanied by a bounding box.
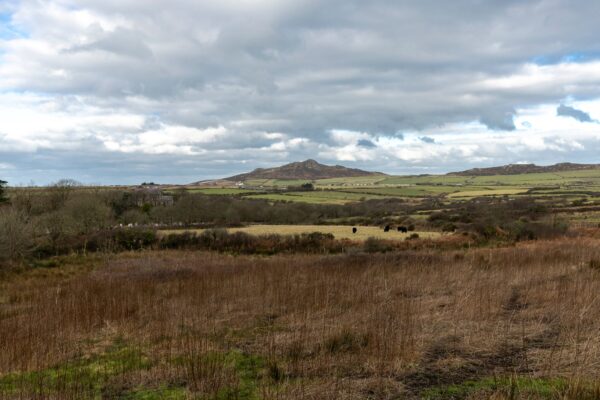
[352,227,357,234]
[384,225,390,232]
[398,226,408,233]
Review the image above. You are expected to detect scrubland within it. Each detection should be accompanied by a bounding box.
[3,237,600,399]
[2,178,600,398]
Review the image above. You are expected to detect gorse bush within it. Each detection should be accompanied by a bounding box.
[363,237,393,253]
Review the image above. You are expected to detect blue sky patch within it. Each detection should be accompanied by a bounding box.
[532,52,600,66]
[0,11,28,40]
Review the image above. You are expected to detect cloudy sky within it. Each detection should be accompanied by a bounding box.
[1,0,600,184]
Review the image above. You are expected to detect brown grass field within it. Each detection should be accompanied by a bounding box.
[3,237,600,398]
[159,225,441,242]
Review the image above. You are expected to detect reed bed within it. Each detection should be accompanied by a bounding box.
[3,238,600,398]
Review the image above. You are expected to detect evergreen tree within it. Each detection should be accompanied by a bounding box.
[0,180,7,203]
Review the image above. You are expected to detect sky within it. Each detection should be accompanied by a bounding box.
[1,0,600,185]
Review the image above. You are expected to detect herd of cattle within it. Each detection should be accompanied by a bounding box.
[352,225,409,234]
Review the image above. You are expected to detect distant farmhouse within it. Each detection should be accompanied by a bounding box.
[135,185,174,207]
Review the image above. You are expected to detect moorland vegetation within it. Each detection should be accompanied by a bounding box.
[1,172,600,399]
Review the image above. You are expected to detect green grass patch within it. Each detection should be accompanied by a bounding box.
[421,376,600,399]
[172,349,268,400]
[379,175,471,186]
[378,169,600,188]
[447,188,530,198]
[244,193,350,204]
[0,340,275,400]
[286,190,390,201]
[340,185,525,198]
[243,179,312,187]
[0,339,151,397]
[185,188,257,195]
[120,386,188,399]
[314,175,387,186]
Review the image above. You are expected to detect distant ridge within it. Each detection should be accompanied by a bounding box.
[449,162,600,176]
[224,159,383,181]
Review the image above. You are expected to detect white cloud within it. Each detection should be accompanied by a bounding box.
[2,1,600,183]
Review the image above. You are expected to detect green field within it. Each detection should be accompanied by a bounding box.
[379,169,600,187]
[243,178,313,187]
[447,188,530,198]
[182,168,600,205]
[183,188,257,195]
[315,175,388,186]
[244,193,351,204]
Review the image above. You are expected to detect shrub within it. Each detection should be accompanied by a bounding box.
[121,209,150,225]
[160,231,199,249]
[508,220,568,241]
[0,179,7,204]
[158,229,342,254]
[442,223,457,232]
[112,229,158,251]
[363,237,392,253]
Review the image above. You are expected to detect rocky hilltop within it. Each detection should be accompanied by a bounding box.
[225,159,383,181]
[450,162,600,176]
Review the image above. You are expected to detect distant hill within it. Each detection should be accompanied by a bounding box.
[450,162,600,176]
[225,159,383,181]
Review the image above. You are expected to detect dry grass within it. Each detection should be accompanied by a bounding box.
[3,238,600,398]
[159,224,441,241]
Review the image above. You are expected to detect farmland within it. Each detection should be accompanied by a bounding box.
[160,224,440,241]
[185,168,600,206]
[3,167,600,399]
[244,191,389,205]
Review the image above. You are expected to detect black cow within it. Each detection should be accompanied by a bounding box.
[398,226,408,233]
[352,227,357,234]
[383,225,390,232]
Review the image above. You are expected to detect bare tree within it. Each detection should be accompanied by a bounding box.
[0,207,36,263]
[48,179,81,211]
[64,193,113,254]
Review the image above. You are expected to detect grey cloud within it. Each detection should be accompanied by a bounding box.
[4,131,600,185]
[67,27,154,59]
[479,110,516,131]
[6,0,600,136]
[4,1,600,182]
[357,139,376,148]
[557,104,594,122]
[419,136,435,144]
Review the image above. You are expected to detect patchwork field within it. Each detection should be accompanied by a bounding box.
[181,188,256,195]
[244,193,352,204]
[186,169,600,205]
[447,188,530,198]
